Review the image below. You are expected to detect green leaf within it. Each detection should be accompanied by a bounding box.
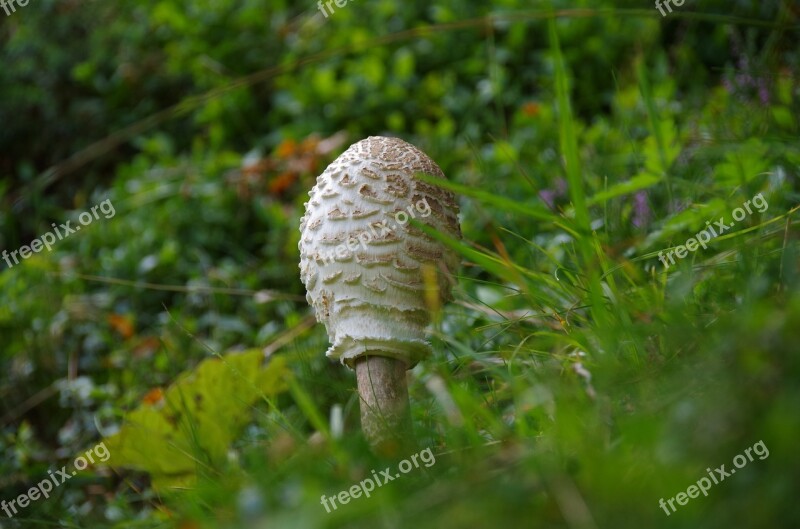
[103,350,289,490]
[713,138,770,187]
[587,172,662,206]
[771,106,795,129]
[413,172,576,235]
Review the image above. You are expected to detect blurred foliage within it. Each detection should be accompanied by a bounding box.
[1,0,799,528]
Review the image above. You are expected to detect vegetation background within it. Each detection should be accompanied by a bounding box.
[1,0,798,527]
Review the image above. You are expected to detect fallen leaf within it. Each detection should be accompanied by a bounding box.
[103,350,291,490]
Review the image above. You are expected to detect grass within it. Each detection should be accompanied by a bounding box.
[1,4,798,529]
[146,14,798,528]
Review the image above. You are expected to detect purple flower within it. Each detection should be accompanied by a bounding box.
[737,54,749,70]
[539,178,568,209]
[670,199,687,213]
[724,48,771,106]
[723,77,734,94]
[758,78,770,105]
[632,191,651,228]
[554,177,568,195]
[738,73,757,88]
[539,189,557,209]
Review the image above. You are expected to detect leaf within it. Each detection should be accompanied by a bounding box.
[268,171,297,195]
[141,387,165,405]
[410,219,534,286]
[107,313,135,339]
[587,172,662,206]
[713,138,770,187]
[642,120,681,176]
[103,350,290,490]
[275,138,298,159]
[413,172,571,231]
[641,198,728,247]
[522,101,541,117]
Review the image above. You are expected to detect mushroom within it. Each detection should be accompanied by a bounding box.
[299,136,461,451]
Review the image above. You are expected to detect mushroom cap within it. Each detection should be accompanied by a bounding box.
[299,136,461,369]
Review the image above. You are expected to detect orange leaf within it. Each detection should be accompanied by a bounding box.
[300,135,320,154]
[268,172,297,195]
[108,314,135,339]
[142,388,164,406]
[522,102,541,117]
[133,336,161,358]
[275,138,298,159]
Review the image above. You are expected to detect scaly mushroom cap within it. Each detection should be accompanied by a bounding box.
[299,136,461,369]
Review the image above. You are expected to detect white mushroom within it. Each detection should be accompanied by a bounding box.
[299,136,461,449]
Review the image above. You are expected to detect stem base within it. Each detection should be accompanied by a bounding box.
[355,356,413,455]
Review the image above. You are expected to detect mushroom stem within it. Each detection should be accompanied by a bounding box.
[355,356,413,454]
